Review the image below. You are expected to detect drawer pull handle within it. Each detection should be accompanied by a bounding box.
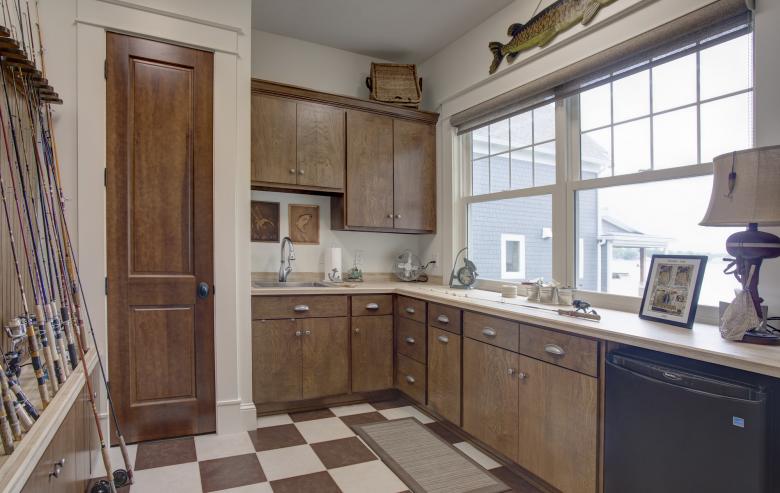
[50,458,65,479]
[365,303,380,310]
[293,305,310,313]
[405,307,416,314]
[544,344,566,356]
[437,335,449,344]
[436,314,449,324]
[305,330,311,336]
[482,327,496,338]
[354,328,360,334]
[405,375,415,384]
[405,336,415,344]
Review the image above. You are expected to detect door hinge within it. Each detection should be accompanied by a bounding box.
[104,277,108,295]
[212,284,216,295]
[104,168,107,187]
[104,59,108,80]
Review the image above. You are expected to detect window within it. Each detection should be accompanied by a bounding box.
[500,234,527,279]
[461,25,753,313]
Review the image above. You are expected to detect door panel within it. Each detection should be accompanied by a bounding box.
[253,320,302,403]
[346,110,393,228]
[462,338,518,460]
[251,94,297,184]
[516,355,598,493]
[301,317,349,399]
[351,315,393,392]
[427,327,461,425]
[107,32,215,443]
[297,102,345,189]
[393,119,435,231]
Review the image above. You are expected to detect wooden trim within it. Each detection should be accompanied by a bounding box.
[256,388,399,416]
[251,79,439,125]
[251,181,343,195]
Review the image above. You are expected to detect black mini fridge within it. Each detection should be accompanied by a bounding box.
[605,348,778,493]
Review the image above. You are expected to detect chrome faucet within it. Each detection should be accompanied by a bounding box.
[279,236,296,282]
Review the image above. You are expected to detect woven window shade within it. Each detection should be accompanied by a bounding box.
[452,0,751,135]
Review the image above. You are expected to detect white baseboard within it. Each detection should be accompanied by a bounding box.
[217,398,256,434]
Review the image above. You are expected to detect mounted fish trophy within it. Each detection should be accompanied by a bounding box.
[488,0,618,74]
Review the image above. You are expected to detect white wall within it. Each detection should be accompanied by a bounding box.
[40,0,256,437]
[418,0,780,315]
[250,29,430,275]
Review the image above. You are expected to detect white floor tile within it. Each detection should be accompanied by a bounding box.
[213,482,274,493]
[378,405,434,424]
[129,462,201,493]
[329,460,408,493]
[294,417,355,443]
[194,432,256,461]
[92,443,138,478]
[453,442,501,470]
[256,413,293,428]
[329,403,376,417]
[257,444,326,481]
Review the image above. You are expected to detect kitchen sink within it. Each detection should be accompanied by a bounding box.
[253,281,332,288]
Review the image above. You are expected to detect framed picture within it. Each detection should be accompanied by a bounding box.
[639,255,708,328]
[288,204,319,245]
[251,201,279,242]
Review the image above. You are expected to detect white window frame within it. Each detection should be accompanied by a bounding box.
[500,233,527,279]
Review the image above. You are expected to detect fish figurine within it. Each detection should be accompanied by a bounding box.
[489,0,617,74]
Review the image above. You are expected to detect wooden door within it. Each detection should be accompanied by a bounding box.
[351,315,393,392]
[301,317,349,399]
[297,102,345,189]
[251,94,297,184]
[346,110,394,228]
[393,120,435,231]
[462,338,518,460]
[253,320,302,403]
[516,355,598,493]
[427,327,461,425]
[106,33,215,442]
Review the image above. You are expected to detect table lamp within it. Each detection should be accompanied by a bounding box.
[700,145,780,344]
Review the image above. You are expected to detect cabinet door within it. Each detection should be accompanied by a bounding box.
[253,319,302,403]
[297,102,345,190]
[427,327,461,425]
[251,94,297,184]
[516,355,598,493]
[393,119,435,231]
[351,315,394,392]
[462,338,518,460]
[301,317,349,399]
[346,110,394,228]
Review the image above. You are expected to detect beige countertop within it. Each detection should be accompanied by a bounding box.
[252,282,780,379]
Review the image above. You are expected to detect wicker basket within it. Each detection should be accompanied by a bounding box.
[366,63,421,108]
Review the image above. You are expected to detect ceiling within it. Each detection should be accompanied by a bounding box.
[251,0,515,63]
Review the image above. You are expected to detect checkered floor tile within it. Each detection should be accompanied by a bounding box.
[91,397,541,492]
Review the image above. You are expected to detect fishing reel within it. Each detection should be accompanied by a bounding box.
[89,469,130,493]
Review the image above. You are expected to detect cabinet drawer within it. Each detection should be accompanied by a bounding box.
[397,353,426,404]
[519,326,599,377]
[396,296,426,323]
[252,295,348,319]
[351,294,393,316]
[396,317,426,363]
[463,312,519,352]
[427,303,461,334]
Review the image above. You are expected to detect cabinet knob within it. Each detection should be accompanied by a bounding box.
[482,327,497,338]
[289,168,296,174]
[395,214,402,219]
[508,368,515,376]
[305,330,311,336]
[295,330,302,337]
[298,169,305,175]
[387,213,393,218]
[544,344,566,356]
[49,457,65,479]
[354,328,360,334]
[405,375,415,384]
[437,335,449,344]
[436,314,449,324]
[404,336,415,345]
[293,305,310,313]
[365,303,379,310]
[518,371,528,380]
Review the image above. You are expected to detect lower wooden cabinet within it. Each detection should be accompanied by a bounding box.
[516,355,598,493]
[253,317,349,403]
[396,353,426,404]
[351,315,394,392]
[427,327,461,425]
[462,338,519,460]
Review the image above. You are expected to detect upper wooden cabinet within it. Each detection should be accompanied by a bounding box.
[251,79,438,233]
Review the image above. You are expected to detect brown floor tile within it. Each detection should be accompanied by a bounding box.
[425,421,463,444]
[490,466,544,493]
[289,408,336,422]
[134,436,197,470]
[270,470,342,493]
[248,424,307,452]
[199,453,266,492]
[370,397,411,410]
[339,411,388,427]
[311,437,377,468]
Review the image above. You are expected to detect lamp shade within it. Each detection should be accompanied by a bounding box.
[700,145,780,227]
